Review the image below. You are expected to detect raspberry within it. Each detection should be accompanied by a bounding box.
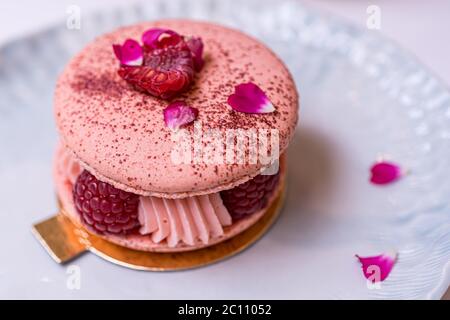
[220,172,280,220]
[118,40,195,99]
[73,170,140,235]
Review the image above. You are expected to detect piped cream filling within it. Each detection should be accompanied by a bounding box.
[137,193,232,247]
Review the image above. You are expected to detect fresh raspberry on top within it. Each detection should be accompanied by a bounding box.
[73,170,140,235]
[116,30,197,99]
[220,172,280,220]
[118,41,195,99]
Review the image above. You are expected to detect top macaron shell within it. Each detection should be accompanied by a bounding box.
[54,20,298,198]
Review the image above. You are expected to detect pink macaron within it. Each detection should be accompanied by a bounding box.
[53,19,298,252]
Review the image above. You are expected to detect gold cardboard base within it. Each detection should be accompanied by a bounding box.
[32,183,285,271]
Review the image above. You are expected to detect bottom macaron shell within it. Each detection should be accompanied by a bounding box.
[54,153,286,253]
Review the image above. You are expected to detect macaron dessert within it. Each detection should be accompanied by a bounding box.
[53,20,298,254]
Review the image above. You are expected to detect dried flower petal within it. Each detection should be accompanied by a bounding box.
[227,82,275,114]
[370,161,402,185]
[163,101,198,131]
[142,28,182,49]
[356,250,397,283]
[112,39,143,66]
[186,37,204,71]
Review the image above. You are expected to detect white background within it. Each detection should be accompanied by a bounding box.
[0,0,448,299]
[1,0,450,85]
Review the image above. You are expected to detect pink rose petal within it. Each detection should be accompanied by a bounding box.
[356,250,397,283]
[370,161,402,185]
[227,82,275,114]
[112,39,143,66]
[163,101,198,131]
[142,28,182,49]
[186,37,204,71]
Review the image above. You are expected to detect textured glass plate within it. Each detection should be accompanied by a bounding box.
[0,0,449,299]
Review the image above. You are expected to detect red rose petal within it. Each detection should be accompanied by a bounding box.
[370,161,402,185]
[356,250,397,283]
[163,101,198,131]
[112,39,143,66]
[186,37,204,71]
[142,28,182,49]
[227,82,275,114]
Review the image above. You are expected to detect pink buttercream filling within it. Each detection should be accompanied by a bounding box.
[137,193,232,247]
[55,143,232,247]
